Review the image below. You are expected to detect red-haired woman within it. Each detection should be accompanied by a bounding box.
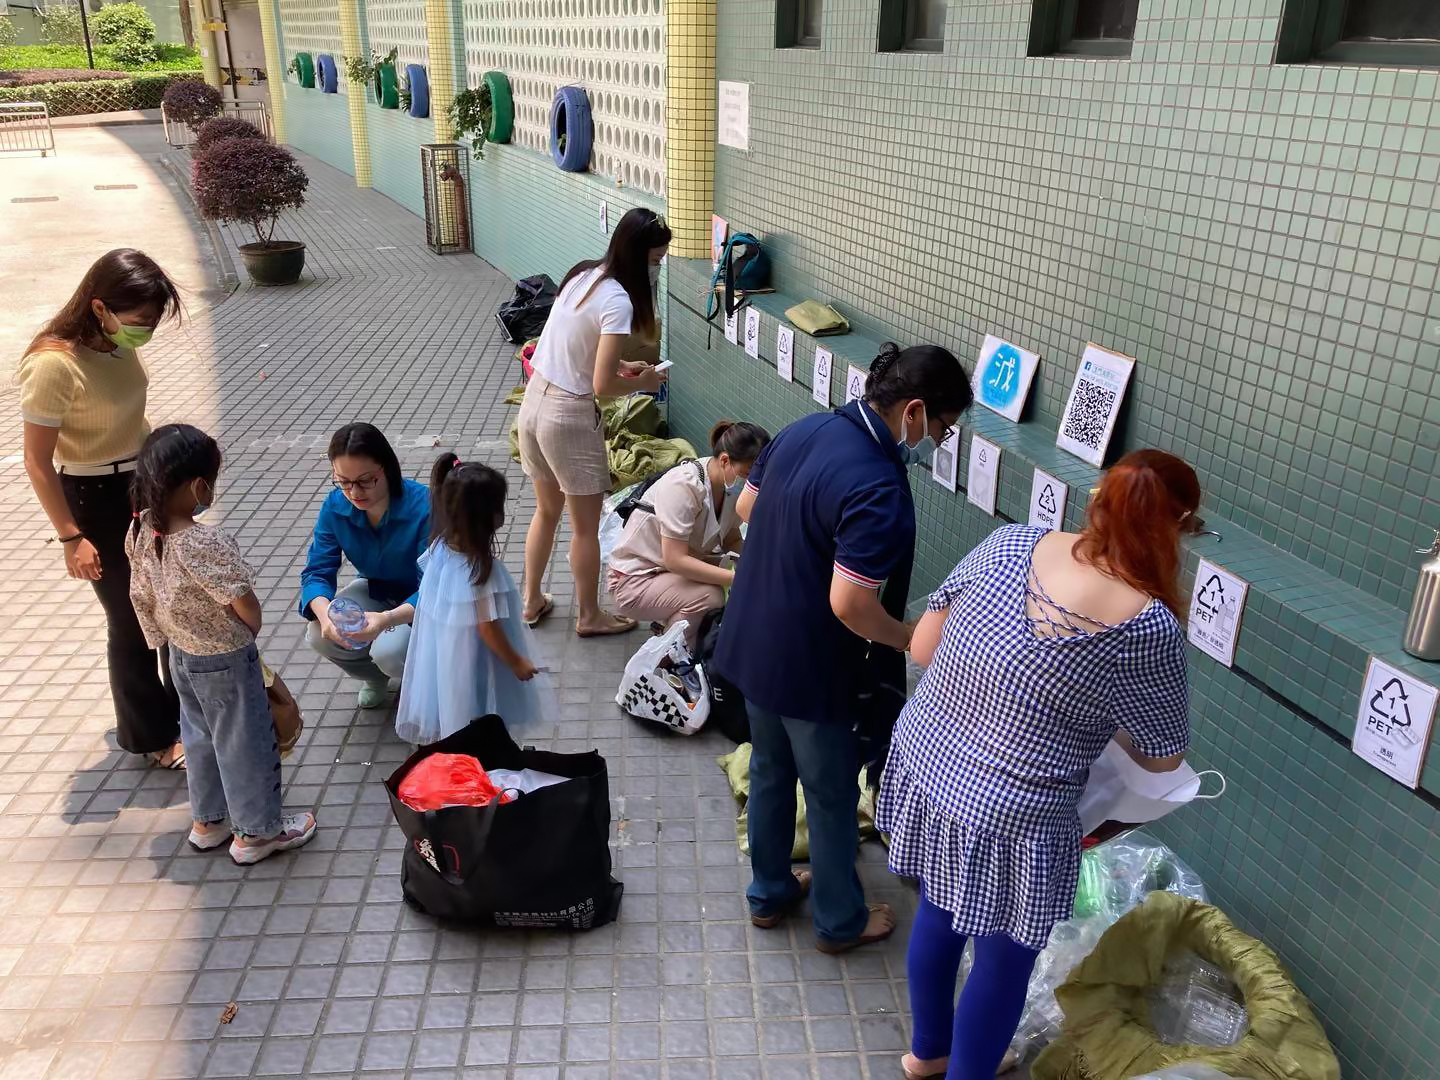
[17,249,185,768]
[877,450,1199,1080]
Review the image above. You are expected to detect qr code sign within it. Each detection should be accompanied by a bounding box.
[1061,378,1117,450]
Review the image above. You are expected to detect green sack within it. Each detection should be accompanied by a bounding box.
[1031,892,1339,1080]
[717,743,878,860]
[784,300,849,337]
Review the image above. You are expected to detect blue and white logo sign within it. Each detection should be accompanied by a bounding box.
[972,335,1039,423]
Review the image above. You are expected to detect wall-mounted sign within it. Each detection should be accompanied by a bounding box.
[1028,468,1067,531]
[1187,559,1249,667]
[932,425,960,493]
[744,307,760,359]
[598,201,608,234]
[776,325,793,382]
[718,81,749,151]
[973,335,1039,423]
[724,308,738,345]
[967,435,1000,516]
[1056,343,1135,467]
[812,346,832,406]
[844,365,865,405]
[1352,658,1437,789]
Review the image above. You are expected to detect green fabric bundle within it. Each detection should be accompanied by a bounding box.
[716,743,879,860]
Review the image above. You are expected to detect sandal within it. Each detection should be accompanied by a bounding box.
[901,1053,947,1080]
[815,902,896,955]
[575,614,637,639]
[524,594,555,628]
[750,870,813,929]
[148,744,186,770]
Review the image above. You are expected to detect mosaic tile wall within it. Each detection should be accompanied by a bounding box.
[280,0,349,93]
[713,0,1440,610]
[363,0,430,68]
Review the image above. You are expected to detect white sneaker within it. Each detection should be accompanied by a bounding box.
[188,821,230,851]
[230,812,317,865]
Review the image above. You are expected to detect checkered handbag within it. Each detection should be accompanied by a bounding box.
[615,621,710,735]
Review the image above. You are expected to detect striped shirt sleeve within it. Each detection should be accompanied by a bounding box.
[833,482,906,590]
[17,349,77,427]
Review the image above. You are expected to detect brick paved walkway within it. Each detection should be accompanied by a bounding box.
[0,145,928,1080]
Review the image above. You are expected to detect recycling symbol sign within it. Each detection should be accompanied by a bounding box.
[1352,658,1438,789]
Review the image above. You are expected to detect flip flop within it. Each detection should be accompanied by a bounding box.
[750,870,813,929]
[148,748,186,770]
[575,615,637,639]
[814,903,896,955]
[524,594,555,628]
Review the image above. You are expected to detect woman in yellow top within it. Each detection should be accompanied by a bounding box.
[18,249,186,768]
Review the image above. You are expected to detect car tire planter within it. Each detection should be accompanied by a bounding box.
[293,52,315,88]
[406,65,429,118]
[483,71,513,143]
[373,62,399,108]
[549,85,592,172]
[316,53,338,94]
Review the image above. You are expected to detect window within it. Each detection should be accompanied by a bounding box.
[777,0,822,48]
[1028,0,1139,58]
[1277,0,1440,64]
[878,0,945,52]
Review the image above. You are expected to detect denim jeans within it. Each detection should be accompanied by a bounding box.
[170,643,282,838]
[305,578,412,683]
[746,705,868,943]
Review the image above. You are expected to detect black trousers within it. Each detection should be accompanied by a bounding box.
[62,470,181,755]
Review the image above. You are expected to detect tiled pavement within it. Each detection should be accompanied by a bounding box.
[0,144,935,1080]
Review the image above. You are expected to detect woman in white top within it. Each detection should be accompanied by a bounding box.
[607,420,771,648]
[517,208,670,637]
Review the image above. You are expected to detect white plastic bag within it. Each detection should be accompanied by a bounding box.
[615,620,710,735]
[485,768,570,796]
[1128,1067,1256,1080]
[1077,740,1226,834]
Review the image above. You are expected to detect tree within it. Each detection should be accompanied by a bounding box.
[91,2,155,45]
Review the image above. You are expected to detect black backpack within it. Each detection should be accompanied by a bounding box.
[496,274,559,344]
[613,459,703,524]
[694,607,749,744]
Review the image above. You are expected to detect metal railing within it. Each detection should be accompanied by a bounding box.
[0,102,56,157]
[162,99,274,150]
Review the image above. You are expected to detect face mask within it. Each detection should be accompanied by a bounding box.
[897,404,935,468]
[103,312,155,351]
[723,469,746,497]
[648,263,662,288]
[192,480,212,518]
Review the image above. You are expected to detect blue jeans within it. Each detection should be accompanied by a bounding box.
[171,644,282,838]
[746,705,867,943]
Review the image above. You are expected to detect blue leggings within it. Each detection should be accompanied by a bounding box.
[907,894,1041,1078]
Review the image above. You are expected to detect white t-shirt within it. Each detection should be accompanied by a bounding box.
[531,267,634,396]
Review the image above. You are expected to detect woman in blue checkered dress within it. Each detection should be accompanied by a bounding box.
[878,450,1199,1080]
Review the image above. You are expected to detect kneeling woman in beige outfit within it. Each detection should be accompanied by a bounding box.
[518,208,670,637]
[608,420,770,648]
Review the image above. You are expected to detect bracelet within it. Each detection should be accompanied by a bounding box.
[52,532,84,545]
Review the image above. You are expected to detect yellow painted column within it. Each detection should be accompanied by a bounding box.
[424,0,456,142]
[255,0,288,143]
[186,0,223,89]
[336,0,372,187]
[665,0,716,259]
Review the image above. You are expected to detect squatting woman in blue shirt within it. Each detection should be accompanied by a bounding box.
[299,423,430,709]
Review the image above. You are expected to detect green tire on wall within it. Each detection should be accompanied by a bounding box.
[374,62,399,109]
[294,52,315,89]
[483,71,513,143]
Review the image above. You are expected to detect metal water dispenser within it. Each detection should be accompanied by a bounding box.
[1402,530,1440,661]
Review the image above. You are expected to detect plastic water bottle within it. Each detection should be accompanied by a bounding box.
[327,596,367,650]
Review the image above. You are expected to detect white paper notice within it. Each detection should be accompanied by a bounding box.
[1028,468,1068,531]
[1352,658,1438,789]
[776,325,794,382]
[744,307,761,359]
[717,81,750,151]
[844,365,866,405]
[598,201,608,234]
[812,347,832,407]
[1187,559,1249,667]
[967,435,1000,516]
[724,308,738,345]
[932,425,960,492]
[1056,343,1136,467]
[972,335,1040,423]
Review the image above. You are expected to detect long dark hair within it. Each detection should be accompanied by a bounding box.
[327,422,404,499]
[709,420,771,463]
[129,424,222,561]
[559,207,671,339]
[1075,449,1202,616]
[430,453,508,585]
[28,248,182,356]
[864,342,973,418]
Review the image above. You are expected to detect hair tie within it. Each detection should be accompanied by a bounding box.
[453,458,462,467]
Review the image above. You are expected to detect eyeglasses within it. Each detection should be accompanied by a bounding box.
[333,472,380,493]
[936,425,957,448]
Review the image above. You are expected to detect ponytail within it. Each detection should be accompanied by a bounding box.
[864,341,973,418]
[429,452,507,585]
[129,424,222,562]
[1074,449,1201,615]
[709,419,771,464]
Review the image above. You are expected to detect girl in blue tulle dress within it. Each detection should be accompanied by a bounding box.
[395,454,556,745]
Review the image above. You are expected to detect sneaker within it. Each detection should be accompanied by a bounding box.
[230,812,317,865]
[357,680,388,709]
[188,821,230,851]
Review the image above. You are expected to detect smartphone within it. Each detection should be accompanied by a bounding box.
[654,360,674,372]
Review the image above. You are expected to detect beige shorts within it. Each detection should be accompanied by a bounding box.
[517,373,611,496]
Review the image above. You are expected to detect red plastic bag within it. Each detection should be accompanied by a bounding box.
[397,754,516,813]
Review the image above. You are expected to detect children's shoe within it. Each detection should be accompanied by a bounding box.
[188,821,230,851]
[357,680,388,709]
[230,813,317,865]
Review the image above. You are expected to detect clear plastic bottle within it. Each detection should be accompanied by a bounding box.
[327,596,367,650]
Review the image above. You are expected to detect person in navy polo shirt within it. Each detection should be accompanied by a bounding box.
[714,341,973,953]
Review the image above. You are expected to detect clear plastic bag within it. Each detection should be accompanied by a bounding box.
[1128,1067,1257,1080]
[1147,952,1248,1047]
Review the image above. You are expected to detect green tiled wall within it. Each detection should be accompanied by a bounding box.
[280,83,357,177]
[365,103,428,218]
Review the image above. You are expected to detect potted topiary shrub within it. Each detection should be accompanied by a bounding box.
[193,116,266,151]
[192,137,310,286]
[162,78,223,130]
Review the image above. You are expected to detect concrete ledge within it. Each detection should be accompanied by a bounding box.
[50,108,163,128]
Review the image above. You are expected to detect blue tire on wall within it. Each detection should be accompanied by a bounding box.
[406,64,429,118]
[549,85,592,172]
[316,53,338,94]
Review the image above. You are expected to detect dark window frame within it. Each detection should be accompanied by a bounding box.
[777,0,822,49]
[1276,0,1440,65]
[1028,0,1136,59]
[878,0,945,53]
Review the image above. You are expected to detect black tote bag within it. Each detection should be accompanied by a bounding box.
[385,716,623,930]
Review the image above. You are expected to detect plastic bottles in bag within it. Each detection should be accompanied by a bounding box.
[1147,952,1248,1047]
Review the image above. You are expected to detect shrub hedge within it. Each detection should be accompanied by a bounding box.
[0,72,202,116]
